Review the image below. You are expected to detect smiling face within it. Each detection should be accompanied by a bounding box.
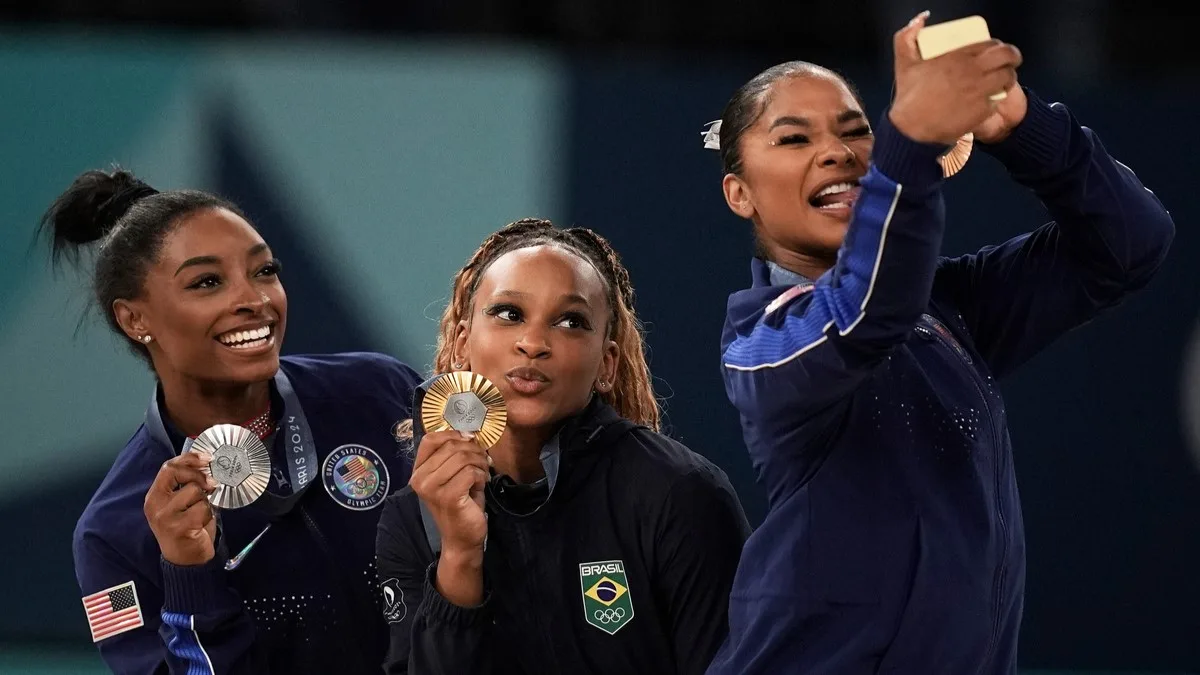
[453,244,618,432]
[113,207,287,387]
[722,71,874,264]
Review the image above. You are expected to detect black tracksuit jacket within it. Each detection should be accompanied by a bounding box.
[375,397,752,674]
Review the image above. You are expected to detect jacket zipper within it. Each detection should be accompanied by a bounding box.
[514,523,562,672]
[299,505,373,674]
[916,315,1008,667]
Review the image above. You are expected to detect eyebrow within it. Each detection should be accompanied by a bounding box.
[492,289,592,308]
[174,242,269,277]
[768,109,866,131]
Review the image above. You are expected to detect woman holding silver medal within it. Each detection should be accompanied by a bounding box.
[50,168,423,674]
[375,218,752,674]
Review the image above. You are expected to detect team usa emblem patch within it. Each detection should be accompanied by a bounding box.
[579,560,635,635]
[83,580,144,642]
[322,444,390,510]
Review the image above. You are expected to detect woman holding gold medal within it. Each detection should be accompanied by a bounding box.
[702,12,1174,675]
[375,218,752,674]
[49,168,423,675]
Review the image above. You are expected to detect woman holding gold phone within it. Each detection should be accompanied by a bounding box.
[703,12,1173,675]
[375,218,751,674]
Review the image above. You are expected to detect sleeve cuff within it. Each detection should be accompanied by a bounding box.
[161,556,242,613]
[417,558,492,627]
[871,110,949,192]
[979,87,1073,174]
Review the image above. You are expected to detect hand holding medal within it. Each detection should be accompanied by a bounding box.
[143,452,220,566]
[144,424,274,566]
[410,372,507,558]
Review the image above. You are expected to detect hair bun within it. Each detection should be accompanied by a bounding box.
[41,168,158,253]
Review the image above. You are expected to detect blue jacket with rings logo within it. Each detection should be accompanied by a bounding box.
[73,352,422,675]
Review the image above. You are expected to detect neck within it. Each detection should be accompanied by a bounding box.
[488,426,554,484]
[159,375,271,438]
[764,243,834,281]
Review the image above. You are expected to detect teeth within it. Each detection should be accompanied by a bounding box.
[228,337,269,350]
[218,326,271,345]
[815,182,856,198]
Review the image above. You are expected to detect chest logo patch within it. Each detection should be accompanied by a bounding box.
[580,559,635,635]
[322,444,390,511]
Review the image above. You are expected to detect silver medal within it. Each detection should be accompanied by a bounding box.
[189,424,272,509]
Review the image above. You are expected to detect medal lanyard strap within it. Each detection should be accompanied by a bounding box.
[411,378,444,555]
[146,368,319,519]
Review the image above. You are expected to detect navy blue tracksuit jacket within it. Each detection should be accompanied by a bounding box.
[73,352,421,674]
[707,90,1174,674]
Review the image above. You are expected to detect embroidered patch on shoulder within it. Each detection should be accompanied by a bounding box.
[83,581,144,642]
[580,560,635,635]
[322,444,390,510]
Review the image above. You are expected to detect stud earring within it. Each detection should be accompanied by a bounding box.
[140,335,153,344]
[453,362,463,370]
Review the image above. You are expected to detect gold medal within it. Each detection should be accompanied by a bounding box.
[189,424,272,509]
[938,132,974,178]
[419,371,507,449]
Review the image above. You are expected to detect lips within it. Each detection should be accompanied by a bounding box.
[808,179,862,211]
[505,366,550,395]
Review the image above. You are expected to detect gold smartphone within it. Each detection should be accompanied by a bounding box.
[917,15,1007,101]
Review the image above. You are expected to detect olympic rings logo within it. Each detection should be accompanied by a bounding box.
[593,607,626,624]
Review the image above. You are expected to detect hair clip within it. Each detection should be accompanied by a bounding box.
[701,120,721,151]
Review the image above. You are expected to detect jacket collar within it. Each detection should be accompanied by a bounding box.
[750,257,815,288]
[488,395,628,516]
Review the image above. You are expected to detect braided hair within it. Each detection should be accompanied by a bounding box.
[435,218,659,431]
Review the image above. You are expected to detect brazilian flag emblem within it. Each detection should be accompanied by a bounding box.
[579,559,634,635]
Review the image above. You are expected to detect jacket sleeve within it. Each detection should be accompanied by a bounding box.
[377,491,494,674]
[937,88,1175,378]
[74,530,170,675]
[156,533,266,675]
[653,465,752,675]
[721,113,949,429]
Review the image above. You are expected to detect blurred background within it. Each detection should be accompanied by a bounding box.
[1,1,1197,673]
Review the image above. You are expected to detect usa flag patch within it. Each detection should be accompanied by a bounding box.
[83,581,144,642]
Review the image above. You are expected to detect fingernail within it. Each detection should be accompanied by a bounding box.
[461,431,476,441]
[207,478,218,490]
